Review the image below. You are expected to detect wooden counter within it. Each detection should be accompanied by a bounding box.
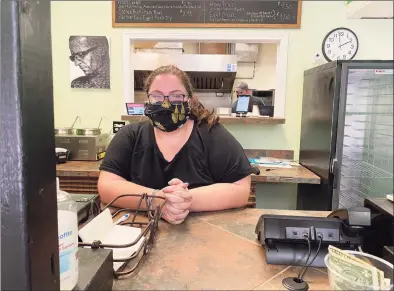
[56,157,320,208]
[57,161,101,178]
[112,208,330,290]
[254,164,320,184]
[56,161,320,184]
[121,114,286,125]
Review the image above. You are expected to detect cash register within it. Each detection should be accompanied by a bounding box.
[255,197,394,291]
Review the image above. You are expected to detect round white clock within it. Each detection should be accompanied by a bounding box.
[322,27,359,62]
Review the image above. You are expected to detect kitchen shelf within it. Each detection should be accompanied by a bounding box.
[121,115,285,125]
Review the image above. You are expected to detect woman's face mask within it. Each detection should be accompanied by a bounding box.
[144,98,190,132]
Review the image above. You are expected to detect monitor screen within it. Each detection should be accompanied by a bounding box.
[125,103,145,115]
[236,95,250,113]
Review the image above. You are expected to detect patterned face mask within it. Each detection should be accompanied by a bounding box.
[144,99,190,132]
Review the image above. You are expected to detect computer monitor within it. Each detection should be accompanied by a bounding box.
[125,103,144,115]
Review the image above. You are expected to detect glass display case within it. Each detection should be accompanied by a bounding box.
[340,68,393,208]
[298,60,393,210]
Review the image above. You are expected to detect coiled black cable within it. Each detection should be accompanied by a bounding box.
[299,235,324,280]
[282,234,324,291]
[297,235,312,280]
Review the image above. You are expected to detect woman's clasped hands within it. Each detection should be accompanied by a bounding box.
[160,178,193,225]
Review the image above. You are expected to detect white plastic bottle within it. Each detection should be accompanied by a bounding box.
[57,178,79,290]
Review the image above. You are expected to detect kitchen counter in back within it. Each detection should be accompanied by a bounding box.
[56,149,320,208]
[56,160,320,195]
[121,114,285,125]
[253,164,320,184]
[56,160,320,184]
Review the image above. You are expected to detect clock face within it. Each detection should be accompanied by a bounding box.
[322,28,359,62]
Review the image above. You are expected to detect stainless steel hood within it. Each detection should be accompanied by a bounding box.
[133,53,237,94]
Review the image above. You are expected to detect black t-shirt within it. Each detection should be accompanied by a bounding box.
[99,120,254,190]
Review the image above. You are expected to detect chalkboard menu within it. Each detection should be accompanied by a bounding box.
[112,0,302,28]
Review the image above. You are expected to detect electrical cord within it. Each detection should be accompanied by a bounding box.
[297,235,312,280]
[299,235,323,280]
[282,234,324,291]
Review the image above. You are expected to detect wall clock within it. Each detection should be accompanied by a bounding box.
[322,27,359,62]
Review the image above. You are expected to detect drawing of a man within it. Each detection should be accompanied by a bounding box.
[69,36,110,89]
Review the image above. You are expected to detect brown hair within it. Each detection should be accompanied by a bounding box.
[143,65,220,129]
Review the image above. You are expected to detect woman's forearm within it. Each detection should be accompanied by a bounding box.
[188,181,250,212]
[97,171,155,209]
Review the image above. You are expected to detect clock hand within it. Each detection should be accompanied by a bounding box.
[339,41,351,48]
[339,34,342,50]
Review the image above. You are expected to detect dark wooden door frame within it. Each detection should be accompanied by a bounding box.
[1,1,60,289]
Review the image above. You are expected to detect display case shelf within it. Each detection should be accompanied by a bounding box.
[339,66,393,208]
[341,160,393,179]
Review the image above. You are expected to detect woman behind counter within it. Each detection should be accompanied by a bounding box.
[98,65,254,224]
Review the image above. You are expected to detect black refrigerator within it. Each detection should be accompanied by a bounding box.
[297,60,393,211]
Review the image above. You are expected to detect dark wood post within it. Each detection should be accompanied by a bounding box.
[1,0,60,289]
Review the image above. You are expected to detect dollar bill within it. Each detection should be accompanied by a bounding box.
[384,278,391,288]
[329,245,369,265]
[328,246,393,290]
[377,268,386,290]
[328,245,380,290]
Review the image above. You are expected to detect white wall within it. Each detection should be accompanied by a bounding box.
[235,43,277,92]
[51,1,393,157]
